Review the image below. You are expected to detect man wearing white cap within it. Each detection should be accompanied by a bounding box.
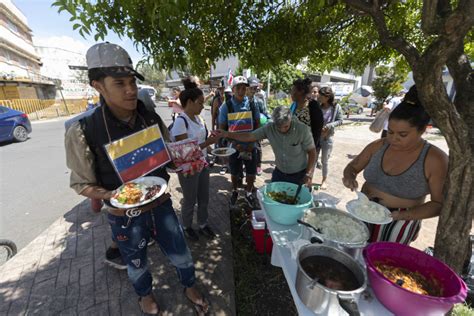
[64,43,209,315]
[218,75,260,208]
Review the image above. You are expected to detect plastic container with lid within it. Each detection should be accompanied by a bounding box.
[251,210,273,254]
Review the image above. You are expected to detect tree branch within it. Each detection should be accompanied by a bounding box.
[422,0,452,35]
[343,0,420,66]
[422,0,439,35]
[446,43,474,152]
[421,1,474,74]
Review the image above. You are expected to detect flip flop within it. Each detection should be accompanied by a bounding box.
[183,288,210,316]
[138,297,162,316]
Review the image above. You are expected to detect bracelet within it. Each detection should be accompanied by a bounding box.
[305,172,313,177]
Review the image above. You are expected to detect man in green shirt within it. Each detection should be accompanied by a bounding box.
[217,106,317,187]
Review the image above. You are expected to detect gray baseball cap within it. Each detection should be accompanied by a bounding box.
[247,76,260,87]
[86,42,144,81]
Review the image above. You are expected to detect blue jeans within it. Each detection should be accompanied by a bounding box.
[320,137,334,178]
[107,199,195,296]
[271,168,306,185]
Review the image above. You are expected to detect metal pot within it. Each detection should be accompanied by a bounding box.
[296,244,367,315]
[300,207,369,260]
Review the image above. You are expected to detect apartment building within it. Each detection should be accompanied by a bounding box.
[0,0,55,100]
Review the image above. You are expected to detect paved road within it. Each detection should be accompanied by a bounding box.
[0,118,83,250]
[0,102,211,251]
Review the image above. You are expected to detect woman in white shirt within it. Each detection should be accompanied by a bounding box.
[170,78,219,241]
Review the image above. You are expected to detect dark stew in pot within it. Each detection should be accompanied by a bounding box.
[301,256,360,291]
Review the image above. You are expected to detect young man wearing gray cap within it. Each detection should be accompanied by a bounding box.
[64,43,209,315]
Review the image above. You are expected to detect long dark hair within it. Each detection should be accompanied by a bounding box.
[389,85,430,131]
[179,77,203,107]
[318,86,335,105]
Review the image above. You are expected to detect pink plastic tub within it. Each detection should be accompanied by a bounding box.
[363,242,467,316]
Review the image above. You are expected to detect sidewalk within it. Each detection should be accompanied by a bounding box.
[0,124,445,315]
[0,172,236,315]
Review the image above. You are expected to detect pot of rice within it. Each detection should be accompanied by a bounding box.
[301,207,370,259]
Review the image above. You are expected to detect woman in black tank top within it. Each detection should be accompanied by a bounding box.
[342,86,448,245]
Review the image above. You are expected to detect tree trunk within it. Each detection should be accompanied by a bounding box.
[344,0,474,274]
[412,66,473,274]
[435,154,473,273]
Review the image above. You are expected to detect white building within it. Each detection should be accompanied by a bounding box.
[0,0,55,99]
[165,56,239,88]
[35,46,94,99]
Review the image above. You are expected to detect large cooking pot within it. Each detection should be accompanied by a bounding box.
[296,244,367,315]
[300,207,369,260]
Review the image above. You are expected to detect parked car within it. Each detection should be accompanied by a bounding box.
[349,85,373,106]
[0,105,32,142]
[138,85,157,101]
[342,103,364,115]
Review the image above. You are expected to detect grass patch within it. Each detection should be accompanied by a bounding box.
[230,202,297,315]
[452,303,474,316]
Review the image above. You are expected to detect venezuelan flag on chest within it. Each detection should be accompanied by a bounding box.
[104,125,171,183]
[227,111,253,132]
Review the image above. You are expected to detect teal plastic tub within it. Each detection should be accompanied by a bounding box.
[259,182,313,225]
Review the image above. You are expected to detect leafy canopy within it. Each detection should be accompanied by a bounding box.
[52,0,471,76]
[371,65,407,102]
[136,62,166,85]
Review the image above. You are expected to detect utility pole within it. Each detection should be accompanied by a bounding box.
[267,71,271,98]
[53,79,70,116]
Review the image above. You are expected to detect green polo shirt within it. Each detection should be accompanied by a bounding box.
[252,118,315,174]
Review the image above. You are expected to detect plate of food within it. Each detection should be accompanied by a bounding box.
[211,147,236,157]
[110,176,167,208]
[346,198,392,225]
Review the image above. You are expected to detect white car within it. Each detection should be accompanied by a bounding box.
[349,85,373,106]
[138,85,157,101]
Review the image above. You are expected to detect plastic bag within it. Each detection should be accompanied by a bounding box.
[166,139,207,176]
[369,110,390,133]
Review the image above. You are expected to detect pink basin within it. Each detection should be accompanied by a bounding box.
[363,242,467,316]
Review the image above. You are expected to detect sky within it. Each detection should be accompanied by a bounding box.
[13,0,143,63]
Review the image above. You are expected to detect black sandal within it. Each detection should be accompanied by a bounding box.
[138,297,162,316]
[183,288,210,316]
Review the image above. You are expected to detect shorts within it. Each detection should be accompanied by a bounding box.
[228,149,258,177]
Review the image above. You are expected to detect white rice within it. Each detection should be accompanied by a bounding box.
[305,211,366,243]
[352,200,387,222]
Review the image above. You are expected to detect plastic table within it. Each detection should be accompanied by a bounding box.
[256,191,393,316]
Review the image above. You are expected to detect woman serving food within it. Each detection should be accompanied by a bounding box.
[342,86,448,244]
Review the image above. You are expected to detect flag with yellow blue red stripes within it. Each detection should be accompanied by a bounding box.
[104,125,171,183]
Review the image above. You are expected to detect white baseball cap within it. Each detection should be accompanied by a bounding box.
[231,76,249,88]
[86,42,144,80]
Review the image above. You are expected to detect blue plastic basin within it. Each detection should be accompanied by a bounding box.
[259,182,313,225]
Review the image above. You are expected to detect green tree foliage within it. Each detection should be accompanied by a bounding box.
[136,61,166,86]
[236,62,303,93]
[258,64,303,94]
[53,0,474,272]
[371,65,407,102]
[51,1,472,78]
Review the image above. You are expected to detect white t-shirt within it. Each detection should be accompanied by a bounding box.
[170,113,207,153]
[383,96,402,131]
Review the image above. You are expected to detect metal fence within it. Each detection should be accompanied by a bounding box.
[0,99,89,120]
